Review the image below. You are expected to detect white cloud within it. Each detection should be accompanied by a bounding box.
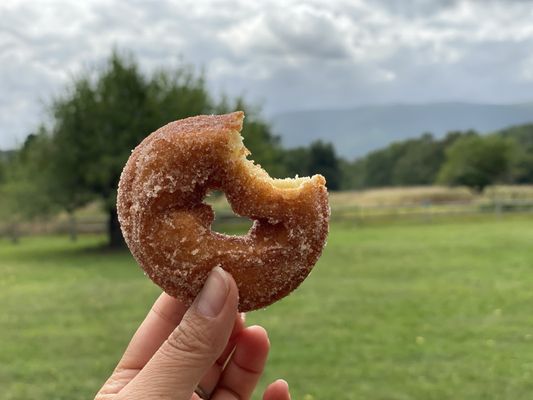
[2,0,533,148]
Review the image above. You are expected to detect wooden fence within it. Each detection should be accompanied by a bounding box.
[2,199,533,241]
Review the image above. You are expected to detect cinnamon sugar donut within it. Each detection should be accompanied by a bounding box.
[117,111,329,311]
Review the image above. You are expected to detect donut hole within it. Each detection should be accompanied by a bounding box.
[204,191,254,235]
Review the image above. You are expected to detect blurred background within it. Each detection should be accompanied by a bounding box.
[2,0,533,399]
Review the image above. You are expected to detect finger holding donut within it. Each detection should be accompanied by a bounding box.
[96,268,291,400]
[117,111,329,311]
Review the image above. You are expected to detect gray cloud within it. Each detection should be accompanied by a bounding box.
[367,0,460,18]
[2,0,533,148]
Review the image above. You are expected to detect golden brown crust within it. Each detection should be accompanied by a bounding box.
[117,111,329,311]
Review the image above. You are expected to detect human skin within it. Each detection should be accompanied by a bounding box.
[95,267,291,400]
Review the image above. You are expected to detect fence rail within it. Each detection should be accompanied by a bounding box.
[2,199,533,241]
[331,199,533,223]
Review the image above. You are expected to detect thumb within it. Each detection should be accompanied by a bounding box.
[119,267,239,400]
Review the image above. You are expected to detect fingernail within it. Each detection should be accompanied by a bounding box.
[277,379,289,390]
[194,267,229,317]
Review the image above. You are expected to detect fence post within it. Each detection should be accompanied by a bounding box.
[494,199,502,218]
[68,211,78,242]
[9,222,19,244]
[422,200,432,223]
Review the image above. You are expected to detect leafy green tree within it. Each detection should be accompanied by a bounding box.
[283,147,311,178]
[307,141,342,191]
[499,124,533,147]
[392,134,442,185]
[340,158,366,190]
[360,144,401,188]
[29,126,92,241]
[509,150,533,184]
[0,135,56,242]
[0,155,6,183]
[437,134,516,192]
[498,124,533,183]
[46,52,213,246]
[0,156,16,242]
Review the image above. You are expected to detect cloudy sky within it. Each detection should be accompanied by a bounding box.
[2,0,533,149]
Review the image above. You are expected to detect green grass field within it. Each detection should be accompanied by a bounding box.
[3,216,533,399]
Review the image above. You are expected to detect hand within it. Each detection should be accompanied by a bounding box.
[95,267,291,400]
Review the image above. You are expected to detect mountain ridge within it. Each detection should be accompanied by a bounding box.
[270,102,533,159]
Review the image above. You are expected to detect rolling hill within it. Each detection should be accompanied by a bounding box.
[270,102,533,159]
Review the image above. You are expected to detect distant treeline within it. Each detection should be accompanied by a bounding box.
[246,120,533,194]
[341,124,533,192]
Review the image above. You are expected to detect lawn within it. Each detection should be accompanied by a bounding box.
[3,216,533,399]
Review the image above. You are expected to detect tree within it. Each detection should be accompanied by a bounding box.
[307,141,342,191]
[0,154,6,183]
[0,135,56,243]
[498,124,533,183]
[0,154,18,242]
[46,51,213,246]
[30,125,93,241]
[437,134,516,192]
[359,144,400,188]
[340,158,366,190]
[392,134,441,185]
[283,147,311,178]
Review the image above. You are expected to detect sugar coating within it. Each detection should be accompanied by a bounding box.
[117,111,330,312]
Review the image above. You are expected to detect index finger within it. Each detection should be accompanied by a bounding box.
[117,292,188,371]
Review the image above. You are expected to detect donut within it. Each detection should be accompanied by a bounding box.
[117,111,329,312]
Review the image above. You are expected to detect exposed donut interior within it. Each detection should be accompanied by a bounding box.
[227,125,317,192]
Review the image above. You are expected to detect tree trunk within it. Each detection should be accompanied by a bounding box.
[68,211,77,242]
[9,223,19,245]
[108,208,125,248]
